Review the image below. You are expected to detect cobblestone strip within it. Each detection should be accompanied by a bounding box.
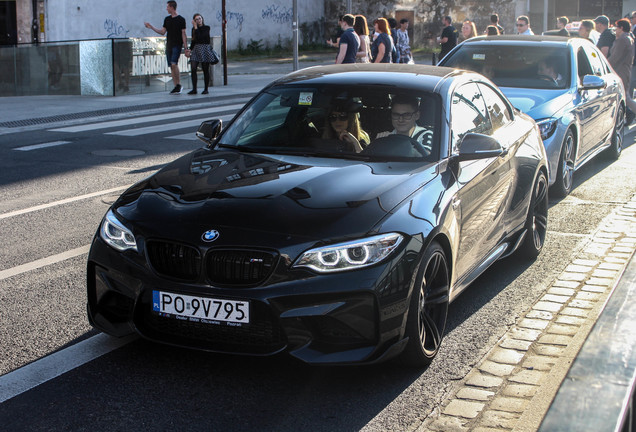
[417,195,636,432]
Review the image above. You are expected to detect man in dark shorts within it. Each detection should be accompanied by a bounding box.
[335,14,360,64]
[437,16,458,61]
[145,1,189,94]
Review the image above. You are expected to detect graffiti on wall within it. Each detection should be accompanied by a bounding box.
[104,19,130,38]
[217,11,245,31]
[262,4,293,24]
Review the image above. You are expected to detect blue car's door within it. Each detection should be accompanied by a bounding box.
[576,44,617,157]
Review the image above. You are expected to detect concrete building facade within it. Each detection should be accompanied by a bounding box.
[4,0,636,49]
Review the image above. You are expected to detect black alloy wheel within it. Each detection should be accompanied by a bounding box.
[552,129,575,198]
[401,241,450,367]
[606,104,624,160]
[518,171,549,259]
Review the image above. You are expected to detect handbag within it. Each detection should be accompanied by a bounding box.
[211,49,220,65]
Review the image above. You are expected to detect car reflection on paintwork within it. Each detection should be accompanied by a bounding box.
[439,35,625,197]
[87,64,549,367]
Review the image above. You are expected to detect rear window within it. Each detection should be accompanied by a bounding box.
[442,45,570,89]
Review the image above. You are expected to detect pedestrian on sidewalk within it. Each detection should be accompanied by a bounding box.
[555,16,570,36]
[490,13,504,35]
[144,0,188,94]
[186,13,215,94]
[595,15,614,58]
[388,18,400,63]
[608,18,636,124]
[354,15,371,63]
[397,18,412,64]
[461,19,478,41]
[335,14,359,64]
[371,18,394,63]
[516,15,534,35]
[437,16,458,61]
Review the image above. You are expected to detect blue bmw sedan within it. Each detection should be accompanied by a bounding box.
[439,35,625,197]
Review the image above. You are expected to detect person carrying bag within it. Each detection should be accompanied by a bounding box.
[186,13,216,94]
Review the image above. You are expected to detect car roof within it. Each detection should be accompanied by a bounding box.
[270,64,462,91]
[458,35,581,47]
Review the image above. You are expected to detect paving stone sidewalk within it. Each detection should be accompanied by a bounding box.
[417,194,636,432]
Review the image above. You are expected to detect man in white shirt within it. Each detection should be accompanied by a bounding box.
[516,16,534,35]
[377,95,431,151]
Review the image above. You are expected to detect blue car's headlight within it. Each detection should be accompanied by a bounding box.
[293,233,403,273]
[100,210,138,252]
[536,118,558,140]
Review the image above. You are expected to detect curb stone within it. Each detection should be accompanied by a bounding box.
[417,193,636,432]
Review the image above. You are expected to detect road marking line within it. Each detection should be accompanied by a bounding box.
[106,107,242,137]
[0,245,91,281]
[0,185,131,220]
[51,103,245,133]
[0,333,137,404]
[14,141,72,151]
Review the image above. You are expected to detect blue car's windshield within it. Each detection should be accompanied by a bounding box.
[442,45,570,90]
[219,84,442,162]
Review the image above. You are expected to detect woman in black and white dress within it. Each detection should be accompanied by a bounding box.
[187,13,215,94]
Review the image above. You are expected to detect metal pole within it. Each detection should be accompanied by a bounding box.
[293,0,299,71]
[544,0,549,34]
[346,0,352,13]
[222,0,228,85]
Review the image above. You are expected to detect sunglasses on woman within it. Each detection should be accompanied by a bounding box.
[329,114,348,121]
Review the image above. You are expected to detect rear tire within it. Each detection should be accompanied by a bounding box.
[551,129,575,198]
[401,241,449,368]
[518,171,549,259]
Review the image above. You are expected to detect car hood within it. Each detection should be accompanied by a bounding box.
[114,148,437,243]
[500,87,571,120]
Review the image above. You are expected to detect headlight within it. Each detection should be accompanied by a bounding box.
[100,210,138,252]
[293,233,403,273]
[536,118,558,140]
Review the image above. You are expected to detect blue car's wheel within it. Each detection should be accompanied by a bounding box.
[606,104,624,160]
[552,129,575,198]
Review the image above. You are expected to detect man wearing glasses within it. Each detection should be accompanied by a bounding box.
[377,95,429,147]
[516,16,534,35]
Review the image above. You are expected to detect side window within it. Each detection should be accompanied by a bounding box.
[577,47,594,80]
[450,82,491,149]
[478,84,513,132]
[584,46,605,76]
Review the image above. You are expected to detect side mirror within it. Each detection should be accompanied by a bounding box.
[456,133,505,161]
[196,119,223,145]
[581,75,606,90]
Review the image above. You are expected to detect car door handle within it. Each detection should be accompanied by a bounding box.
[452,197,461,209]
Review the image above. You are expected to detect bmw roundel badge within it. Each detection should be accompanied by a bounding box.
[202,229,220,242]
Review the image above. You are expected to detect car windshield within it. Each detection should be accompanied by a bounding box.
[219,84,441,162]
[443,45,570,90]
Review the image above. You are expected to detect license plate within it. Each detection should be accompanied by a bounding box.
[152,291,250,325]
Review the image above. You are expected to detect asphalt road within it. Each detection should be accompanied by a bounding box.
[0,97,634,431]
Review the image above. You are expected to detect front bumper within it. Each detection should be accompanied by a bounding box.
[87,236,421,365]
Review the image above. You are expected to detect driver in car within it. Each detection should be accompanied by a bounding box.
[537,59,565,86]
[376,95,431,151]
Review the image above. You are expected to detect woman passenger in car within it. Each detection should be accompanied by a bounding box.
[322,109,370,152]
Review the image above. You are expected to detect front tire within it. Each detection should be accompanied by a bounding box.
[401,241,450,368]
[552,129,575,198]
[605,103,624,160]
[518,171,548,259]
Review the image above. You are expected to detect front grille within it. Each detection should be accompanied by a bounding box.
[205,249,277,286]
[147,240,201,281]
